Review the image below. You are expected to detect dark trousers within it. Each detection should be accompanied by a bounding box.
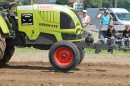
[99,31,106,39]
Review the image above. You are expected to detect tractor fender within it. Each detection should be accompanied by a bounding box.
[0,16,10,34]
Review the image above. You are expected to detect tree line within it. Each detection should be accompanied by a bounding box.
[84,0,130,12]
[0,0,36,5]
[1,0,130,11]
[55,0,130,12]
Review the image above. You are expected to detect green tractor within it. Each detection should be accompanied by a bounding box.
[0,3,85,72]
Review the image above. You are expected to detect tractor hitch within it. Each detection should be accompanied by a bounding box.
[75,42,118,54]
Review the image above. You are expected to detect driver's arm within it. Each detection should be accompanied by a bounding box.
[9,2,17,6]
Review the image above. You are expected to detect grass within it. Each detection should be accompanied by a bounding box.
[4,9,129,57]
[15,47,130,56]
[86,32,130,55]
[85,48,130,55]
[16,47,38,51]
[15,31,130,55]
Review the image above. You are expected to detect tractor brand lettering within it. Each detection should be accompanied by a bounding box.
[37,5,53,9]
[39,23,58,28]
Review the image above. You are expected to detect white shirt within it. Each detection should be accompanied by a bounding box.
[82,15,89,26]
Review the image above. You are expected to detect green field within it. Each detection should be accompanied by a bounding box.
[15,32,130,55]
[16,46,130,56]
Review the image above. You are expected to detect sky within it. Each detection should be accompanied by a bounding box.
[49,0,57,2]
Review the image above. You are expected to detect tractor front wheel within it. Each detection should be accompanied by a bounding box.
[49,41,80,72]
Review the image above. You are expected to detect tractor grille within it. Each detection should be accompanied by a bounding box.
[38,11,59,23]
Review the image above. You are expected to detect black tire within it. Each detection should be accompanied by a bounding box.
[78,48,85,64]
[0,46,15,66]
[0,32,6,63]
[49,41,80,72]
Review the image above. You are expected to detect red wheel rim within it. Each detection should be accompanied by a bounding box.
[54,47,73,66]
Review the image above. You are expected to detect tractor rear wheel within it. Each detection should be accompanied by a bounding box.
[0,32,6,65]
[49,41,80,72]
[0,46,15,66]
[78,48,85,64]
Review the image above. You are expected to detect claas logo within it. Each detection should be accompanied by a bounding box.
[37,5,53,9]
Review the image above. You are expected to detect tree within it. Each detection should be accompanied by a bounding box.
[102,0,113,8]
[97,0,102,8]
[56,0,68,5]
[1,0,36,5]
[84,0,91,9]
[84,0,102,9]
[117,0,130,12]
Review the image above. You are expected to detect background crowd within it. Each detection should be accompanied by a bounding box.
[82,8,130,47]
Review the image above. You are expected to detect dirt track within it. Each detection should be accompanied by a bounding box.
[0,50,130,86]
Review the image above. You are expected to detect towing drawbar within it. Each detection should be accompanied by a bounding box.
[75,42,118,54]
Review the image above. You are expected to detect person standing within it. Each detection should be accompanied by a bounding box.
[95,8,113,39]
[82,10,90,26]
[121,24,130,47]
[82,10,91,38]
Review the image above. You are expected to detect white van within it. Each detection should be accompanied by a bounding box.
[87,8,130,25]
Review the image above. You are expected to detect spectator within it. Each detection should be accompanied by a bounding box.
[121,24,130,47]
[95,8,113,39]
[82,10,90,26]
[81,10,91,38]
[104,24,116,45]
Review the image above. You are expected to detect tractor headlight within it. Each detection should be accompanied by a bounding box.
[76,28,80,34]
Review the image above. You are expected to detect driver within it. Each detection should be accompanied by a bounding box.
[0,1,17,17]
[0,1,17,32]
[0,1,17,9]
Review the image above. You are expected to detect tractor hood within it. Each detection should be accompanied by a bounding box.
[17,4,73,13]
[33,4,72,13]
